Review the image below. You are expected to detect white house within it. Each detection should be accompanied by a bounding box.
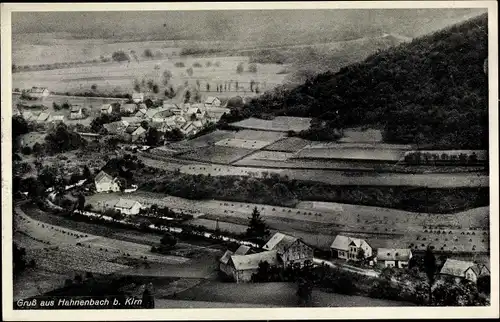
[69,105,85,120]
[49,115,65,124]
[228,250,278,283]
[219,245,252,278]
[204,96,221,108]
[101,104,113,115]
[180,122,197,136]
[132,93,144,103]
[439,259,490,283]
[113,198,142,215]
[263,232,314,267]
[330,235,373,261]
[94,170,120,193]
[126,125,147,143]
[376,248,412,268]
[135,108,148,118]
[27,87,50,99]
[35,112,51,123]
[121,103,138,114]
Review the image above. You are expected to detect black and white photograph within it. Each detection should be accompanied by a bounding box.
[1,1,498,320]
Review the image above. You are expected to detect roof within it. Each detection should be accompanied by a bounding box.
[440,259,476,278]
[263,232,298,252]
[219,250,234,265]
[205,96,219,104]
[138,103,147,109]
[330,235,370,251]
[132,126,147,136]
[103,120,129,134]
[50,115,64,122]
[114,198,141,209]
[377,248,412,261]
[132,92,144,98]
[101,104,112,110]
[125,125,140,134]
[235,245,251,255]
[95,170,114,184]
[181,122,195,131]
[146,109,159,119]
[122,116,142,124]
[135,108,148,117]
[122,103,137,110]
[192,120,204,128]
[230,250,278,271]
[22,111,35,121]
[187,107,201,115]
[36,112,50,122]
[70,106,83,113]
[163,102,178,109]
[30,87,48,93]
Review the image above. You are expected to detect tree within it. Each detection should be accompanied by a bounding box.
[184,90,191,103]
[162,70,172,86]
[357,248,366,262]
[186,68,194,77]
[248,63,258,73]
[160,233,177,247]
[77,194,86,210]
[143,49,154,58]
[296,277,313,306]
[13,242,28,276]
[206,83,210,92]
[477,275,490,295]
[91,84,98,91]
[152,84,159,94]
[424,246,437,304]
[112,51,130,62]
[83,165,92,180]
[146,127,161,146]
[246,207,270,242]
[236,63,244,74]
[250,80,255,92]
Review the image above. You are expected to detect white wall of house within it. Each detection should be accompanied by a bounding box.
[465,269,478,283]
[115,202,141,215]
[95,181,120,193]
[232,268,257,283]
[383,260,397,268]
[281,241,314,266]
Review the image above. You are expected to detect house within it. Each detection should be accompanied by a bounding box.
[219,245,252,277]
[330,235,373,261]
[121,103,138,114]
[204,96,221,108]
[101,104,113,115]
[263,232,314,267]
[163,102,178,110]
[206,107,230,121]
[77,132,101,141]
[228,250,278,283]
[170,108,185,116]
[132,92,144,103]
[49,115,65,124]
[174,115,186,125]
[376,248,412,268]
[35,111,51,123]
[125,125,147,143]
[187,107,204,120]
[135,108,148,118]
[13,107,21,116]
[27,87,50,98]
[103,120,129,135]
[121,116,142,125]
[192,120,204,129]
[69,105,85,120]
[22,111,35,121]
[94,170,120,193]
[439,259,490,283]
[138,103,147,110]
[114,198,142,215]
[180,122,197,136]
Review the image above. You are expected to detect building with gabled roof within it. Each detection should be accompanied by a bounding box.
[113,198,142,215]
[103,120,129,135]
[27,87,50,98]
[121,116,142,125]
[21,111,36,121]
[135,108,148,118]
[263,232,314,267]
[94,170,121,193]
[439,259,490,283]
[376,248,412,268]
[49,115,65,124]
[204,96,221,108]
[35,111,51,123]
[219,245,253,278]
[132,92,144,103]
[125,125,147,143]
[101,104,113,115]
[228,250,278,283]
[121,103,138,114]
[330,235,373,261]
[69,105,85,120]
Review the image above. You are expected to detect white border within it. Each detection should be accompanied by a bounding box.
[1,1,498,320]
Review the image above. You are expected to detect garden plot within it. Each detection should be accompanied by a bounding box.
[169,130,236,150]
[230,116,312,132]
[214,138,270,150]
[293,146,406,162]
[241,151,295,162]
[175,145,255,164]
[233,129,286,142]
[339,128,384,143]
[179,164,279,177]
[263,137,311,152]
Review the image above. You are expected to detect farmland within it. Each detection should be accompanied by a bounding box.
[175,145,255,164]
[230,116,312,132]
[264,137,311,152]
[214,138,271,150]
[292,146,407,162]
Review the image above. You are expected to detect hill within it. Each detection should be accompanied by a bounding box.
[223,14,489,149]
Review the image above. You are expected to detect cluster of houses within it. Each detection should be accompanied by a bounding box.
[219,233,491,284]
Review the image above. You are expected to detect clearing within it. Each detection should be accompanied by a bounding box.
[230,116,312,132]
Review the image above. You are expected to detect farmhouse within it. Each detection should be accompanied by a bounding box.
[13,107,21,116]
[121,103,138,114]
[114,198,142,215]
[22,111,35,121]
[125,125,147,143]
[376,248,412,268]
[228,250,278,283]
[204,96,221,108]
[180,122,197,136]
[27,87,50,98]
[69,105,85,120]
[132,92,144,103]
[187,107,205,120]
[49,115,65,124]
[330,235,373,261]
[439,259,490,283]
[101,104,113,115]
[94,170,120,193]
[219,245,252,278]
[206,107,230,121]
[103,120,130,135]
[121,116,142,125]
[263,232,314,267]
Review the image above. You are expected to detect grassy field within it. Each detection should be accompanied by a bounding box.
[175,145,255,164]
[230,116,312,132]
[214,138,271,150]
[263,137,311,152]
[13,55,287,96]
[179,164,280,178]
[233,129,286,142]
[172,281,413,307]
[292,146,406,161]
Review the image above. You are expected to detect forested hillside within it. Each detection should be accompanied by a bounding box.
[223,14,488,149]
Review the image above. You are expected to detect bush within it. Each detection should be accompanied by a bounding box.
[112,51,130,62]
[21,146,32,155]
[248,63,258,73]
[236,63,244,74]
[174,62,185,68]
[192,62,202,68]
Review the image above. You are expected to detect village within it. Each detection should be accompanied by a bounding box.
[10,8,491,310]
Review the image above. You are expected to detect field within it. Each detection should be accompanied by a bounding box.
[175,145,255,164]
[233,129,286,142]
[214,138,270,150]
[167,130,236,151]
[179,164,282,178]
[338,128,384,143]
[230,116,312,132]
[13,55,288,97]
[263,137,311,152]
[240,151,295,162]
[172,281,413,307]
[293,146,407,161]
